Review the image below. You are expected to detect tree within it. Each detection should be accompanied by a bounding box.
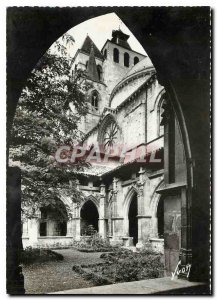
[9,33,91,220]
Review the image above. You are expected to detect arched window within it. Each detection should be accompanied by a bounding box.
[99,117,120,151]
[97,65,102,81]
[124,52,130,67]
[134,56,139,65]
[104,49,107,59]
[86,61,88,70]
[91,90,99,110]
[113,48,119,63]
[158,96,166,136]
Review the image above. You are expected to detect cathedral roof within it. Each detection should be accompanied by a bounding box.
[86,44,99,81]
[123,57,153,79]
[74,164,114,176]
[111,29,131,50]
[109,57,155,109]
[80,35,104,60]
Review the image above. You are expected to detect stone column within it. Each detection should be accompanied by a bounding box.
[22,221,28,236]
[28,218,39,246]
[151,217,159,238]
[73,180,81,241]
[74,204,81,241]
[98,183,107,238]
[66,220,73,236]
[136,168,152,248]
[7,167,25,294]
[110,178,123,245]
[112,178,118,217]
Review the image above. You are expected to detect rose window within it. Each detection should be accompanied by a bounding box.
[103,122,119,150]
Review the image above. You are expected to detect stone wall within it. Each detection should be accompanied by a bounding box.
[22,236,74,249]
[84,75,165,153]
[102,41,145,94]
[71,51,103,72]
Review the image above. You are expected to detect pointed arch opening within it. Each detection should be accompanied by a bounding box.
[80,200,99,235]
[39,199,68,237]
[128,193,138,246]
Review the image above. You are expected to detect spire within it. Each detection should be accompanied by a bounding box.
[86,43,99,81]
[80,35,103,60]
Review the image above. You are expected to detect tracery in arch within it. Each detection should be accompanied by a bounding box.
[98,114,121,151]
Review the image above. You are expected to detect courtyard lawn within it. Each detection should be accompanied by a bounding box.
[22,249,103,294]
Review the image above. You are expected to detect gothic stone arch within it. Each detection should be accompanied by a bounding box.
[123,186,139,239]
[80,195,100,235]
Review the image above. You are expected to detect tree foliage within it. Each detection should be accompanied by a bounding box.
[9,33,91,219]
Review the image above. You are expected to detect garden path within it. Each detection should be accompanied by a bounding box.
[23,248,103,294]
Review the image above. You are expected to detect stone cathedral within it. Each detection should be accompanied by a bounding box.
[23,29,186,270]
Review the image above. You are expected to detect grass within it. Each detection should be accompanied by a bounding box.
[22,248,103,294]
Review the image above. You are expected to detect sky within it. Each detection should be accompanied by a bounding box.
[51,12,147,58]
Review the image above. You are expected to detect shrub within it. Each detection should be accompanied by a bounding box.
[98,248,164,282]
[20,247,63,265]
[82,224,97,236]
[74,233,118,252]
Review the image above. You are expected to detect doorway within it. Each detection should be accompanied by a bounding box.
[80,200,99,235]
[128,194,138,246]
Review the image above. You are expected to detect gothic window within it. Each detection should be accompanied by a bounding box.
[103,121,119,150]
[158,96,166,136]
[134,56,139,65]
[104,49,107,59]
[124,52,130,67]
[97,65,102,81]
[160,97,175,183]
[113,48,119,63]
[91,90,99,110]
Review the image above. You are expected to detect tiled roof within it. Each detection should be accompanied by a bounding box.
[86,45,99,81]
[111,29,131,50]
[74,164,114,176]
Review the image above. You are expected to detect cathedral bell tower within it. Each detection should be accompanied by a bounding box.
[70,35,108,134]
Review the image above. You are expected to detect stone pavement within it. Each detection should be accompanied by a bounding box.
[51,277,208,295]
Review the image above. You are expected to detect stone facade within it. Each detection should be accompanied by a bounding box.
[22,30,169,253]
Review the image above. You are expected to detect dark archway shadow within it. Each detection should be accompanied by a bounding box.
[128,194,138,246]
[80,200,99,235]
[157,196,164,239]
